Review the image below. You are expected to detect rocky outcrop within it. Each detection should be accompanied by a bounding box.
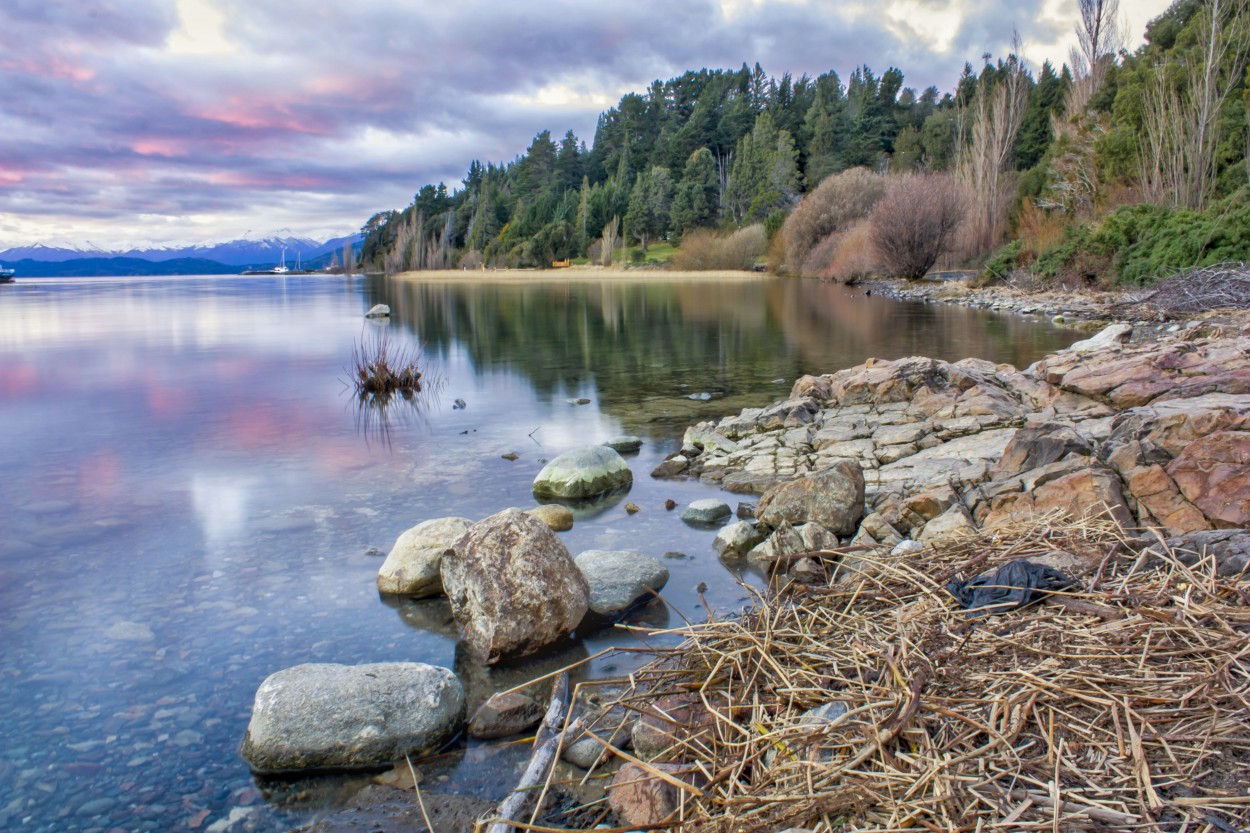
[532,446,633,500]
[376,517,473,597]
[656,327,1250,543]
[442,509,590,664]
[240,662,464,773]
[756,461,864,534]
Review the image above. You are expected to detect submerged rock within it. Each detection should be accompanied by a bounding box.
[442,509,589,664]
[376,517,473,598]
[532,446,633,500]
[604,435,643,453]
[240,662,464,773]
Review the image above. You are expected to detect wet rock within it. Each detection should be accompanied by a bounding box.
[376,517,473,598]
[680,499,731,524]
[364,304,390,318]
[526,504,574,532]
[240,662,464,773]
[467,692,545,740]
[301,785,494,833]
[563,736,608,769]
[442,509,589,664]
[576,550,669,619]
[712,521,765,558]
[651,455,689,478]
[756,460,864,535]
[532,446,632,500]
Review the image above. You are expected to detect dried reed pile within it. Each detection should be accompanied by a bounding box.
[596,517,1249,832]
[1118,262,1250,317]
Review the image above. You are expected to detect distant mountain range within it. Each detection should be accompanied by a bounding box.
[0,232,360,275]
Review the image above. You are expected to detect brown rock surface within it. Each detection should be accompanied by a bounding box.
[466,691,545,739]
[1167,431,1250,527]
[608,762,705,827]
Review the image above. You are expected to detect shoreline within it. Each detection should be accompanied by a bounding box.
[390,266,769,284]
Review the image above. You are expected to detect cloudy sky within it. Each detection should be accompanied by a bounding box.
[0,0,1170,249]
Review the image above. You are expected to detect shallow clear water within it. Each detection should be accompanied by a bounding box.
[0,274,1077,832]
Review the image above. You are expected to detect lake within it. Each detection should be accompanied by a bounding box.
[0,273,1077,832]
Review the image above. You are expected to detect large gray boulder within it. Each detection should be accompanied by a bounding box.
[240,662,464,773]
[376,517,473,597]
[756,461,865,535]
[442,509,590,664]
[575,550,669,619]
[532,446,633,500]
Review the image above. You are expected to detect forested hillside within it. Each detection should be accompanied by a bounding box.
[360,0,1249,286]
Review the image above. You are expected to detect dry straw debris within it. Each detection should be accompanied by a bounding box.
[583,515,1249,832]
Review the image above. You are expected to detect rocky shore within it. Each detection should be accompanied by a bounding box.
[660,322,1249,553]
[261,304,1249,832]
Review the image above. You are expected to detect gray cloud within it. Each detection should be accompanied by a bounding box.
[0,0,1082,247]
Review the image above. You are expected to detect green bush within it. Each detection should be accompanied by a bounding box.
[1033,197,1250,285]
[981,239,1026,283]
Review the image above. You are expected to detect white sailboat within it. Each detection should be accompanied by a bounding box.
[272,246,289,274]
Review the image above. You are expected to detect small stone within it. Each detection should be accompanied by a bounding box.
[364,546,383,557]
[735,502,757,519]
[891,539,924,556]
[364,304,390,318]
[527,504,574,532]
[625,502,640,515]
[681,499,731,524]
[604,436,643,453]
[664,499,677,510]
[501,452,518,461]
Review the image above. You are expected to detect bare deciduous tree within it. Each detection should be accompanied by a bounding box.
[1140,0,1250,210]
[869,173,968,280]
[957,34,1030,256]
[1069,0,1123,114]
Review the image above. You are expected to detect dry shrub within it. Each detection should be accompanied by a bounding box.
[870,172,968,280]
[1013,198,1066,259]
[782,168,886,275]
[801,219,877,283]
[670,225,766,271]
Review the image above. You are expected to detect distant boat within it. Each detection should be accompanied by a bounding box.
[241,246,292,275]
[0,264,14,283]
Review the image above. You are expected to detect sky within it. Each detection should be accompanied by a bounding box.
[0,0,1172,250]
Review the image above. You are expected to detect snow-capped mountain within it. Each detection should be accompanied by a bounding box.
[0,232,358,267]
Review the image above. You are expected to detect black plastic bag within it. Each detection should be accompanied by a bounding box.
[945,559,1074,618]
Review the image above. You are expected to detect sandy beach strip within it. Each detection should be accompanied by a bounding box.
[390,266,771,284]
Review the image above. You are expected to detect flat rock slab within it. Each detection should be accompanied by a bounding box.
[240,662,465,774]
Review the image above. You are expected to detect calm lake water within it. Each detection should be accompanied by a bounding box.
[0,274,1078,832]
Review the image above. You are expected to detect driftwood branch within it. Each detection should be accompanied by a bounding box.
[485,673,579,833]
